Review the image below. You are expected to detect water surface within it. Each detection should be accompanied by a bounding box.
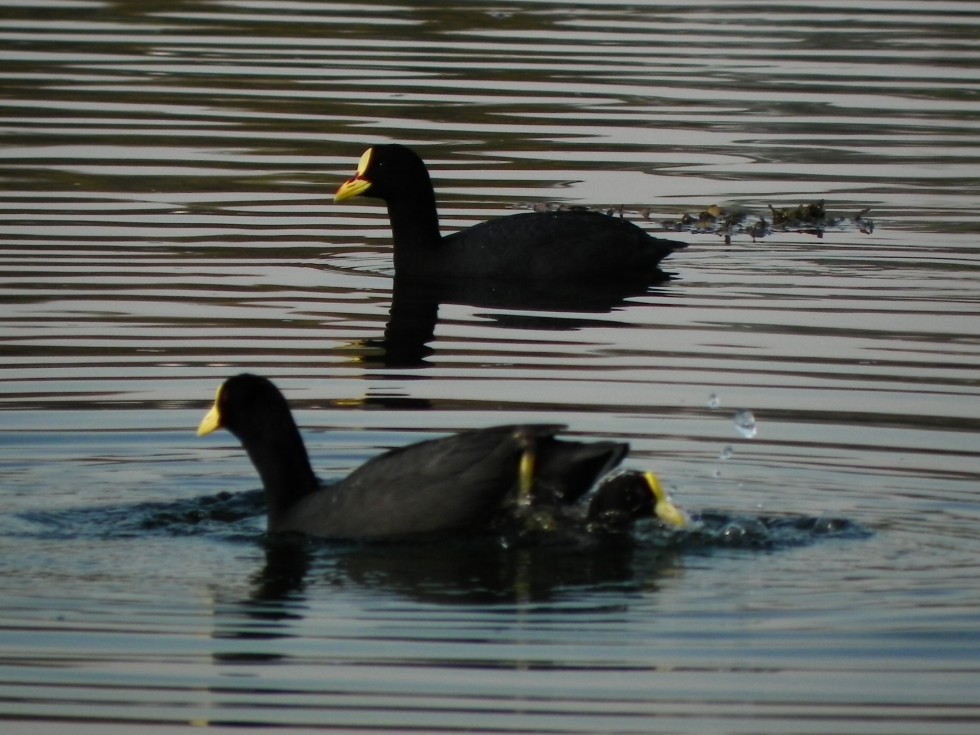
[1,1,979,733]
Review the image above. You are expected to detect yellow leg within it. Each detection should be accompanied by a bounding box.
[518,445,535,508]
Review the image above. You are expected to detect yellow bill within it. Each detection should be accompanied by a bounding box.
[196,383,224,437]
[334,148,374,202]
[644,471,688,528]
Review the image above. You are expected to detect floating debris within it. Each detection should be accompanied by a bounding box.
[662,199,874,243]
[707,393,721,409]
[520,200,874,243]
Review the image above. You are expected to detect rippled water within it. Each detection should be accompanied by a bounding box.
[2,1,979,733]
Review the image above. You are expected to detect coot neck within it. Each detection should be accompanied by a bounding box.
[384,184,443,263]
[240,421,319,525]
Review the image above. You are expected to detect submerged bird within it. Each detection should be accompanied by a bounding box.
[334,144,686,280]
[588,470,689,530]
[197,373,639,540]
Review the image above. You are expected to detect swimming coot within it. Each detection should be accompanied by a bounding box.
[197,373,630,539]
[334,144,686,280]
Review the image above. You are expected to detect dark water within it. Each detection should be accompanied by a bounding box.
[2,1,979,732]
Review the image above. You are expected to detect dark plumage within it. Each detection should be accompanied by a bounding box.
[197,374,628,539]
[334,144,686,280]
[588,470,689,530]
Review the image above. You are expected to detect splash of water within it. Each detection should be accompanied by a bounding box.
[733,409,757,438]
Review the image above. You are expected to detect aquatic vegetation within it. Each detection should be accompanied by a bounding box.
[526,200,874,244]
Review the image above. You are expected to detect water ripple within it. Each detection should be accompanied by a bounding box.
[1,1,979,733]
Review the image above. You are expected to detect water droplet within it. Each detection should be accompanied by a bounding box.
[719,445,734,460]
[707,393,720,409]
[733,409,757,438]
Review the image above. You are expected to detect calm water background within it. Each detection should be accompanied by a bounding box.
[2,0,979,732]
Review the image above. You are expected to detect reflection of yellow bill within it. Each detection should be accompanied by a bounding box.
[645,471,688,528]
